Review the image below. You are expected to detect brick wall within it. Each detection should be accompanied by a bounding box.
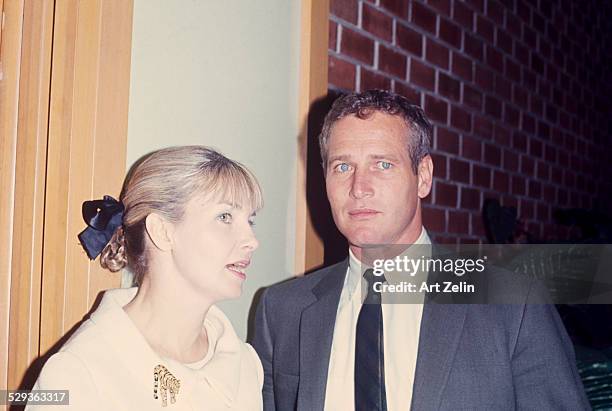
[328,0,612,244]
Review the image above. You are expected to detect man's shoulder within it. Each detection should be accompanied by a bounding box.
[264,259,347,300]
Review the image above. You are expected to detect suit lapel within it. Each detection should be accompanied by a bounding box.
[410,302,467,411]
[297,260,348,411]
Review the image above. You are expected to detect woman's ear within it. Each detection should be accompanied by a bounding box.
[144,213,174,252]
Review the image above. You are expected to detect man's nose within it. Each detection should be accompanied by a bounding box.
[349,168,374,199]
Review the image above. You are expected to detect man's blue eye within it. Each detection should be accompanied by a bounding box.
[336,163,350,172]
[379,161,392,170]
[218,213,233,223]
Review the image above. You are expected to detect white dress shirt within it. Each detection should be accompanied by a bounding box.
[324,228,431,410]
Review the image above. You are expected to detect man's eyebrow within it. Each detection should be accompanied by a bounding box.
[327,154,352,163]
[218,201,242,209]
[369,154,401,161]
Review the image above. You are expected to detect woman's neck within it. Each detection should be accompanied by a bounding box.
[124,276,212,364]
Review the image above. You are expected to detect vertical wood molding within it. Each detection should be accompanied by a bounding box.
[40,0,132,356]
[295,0,329,275]
[0,0,25,392]
[7,0,55,391]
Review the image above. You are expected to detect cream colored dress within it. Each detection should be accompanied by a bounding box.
[28,288,263,410]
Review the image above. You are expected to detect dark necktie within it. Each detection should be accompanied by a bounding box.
[355,269,387,411]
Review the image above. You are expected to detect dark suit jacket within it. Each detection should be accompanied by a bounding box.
[252,259,590,410]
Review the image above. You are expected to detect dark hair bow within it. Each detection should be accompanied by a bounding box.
[78,195,124,260]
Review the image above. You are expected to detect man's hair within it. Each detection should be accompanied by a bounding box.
[319,89,432,174]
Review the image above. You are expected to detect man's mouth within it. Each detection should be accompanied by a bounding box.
[348,208,380,219]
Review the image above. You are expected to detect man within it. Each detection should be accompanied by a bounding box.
[252,90,589,410]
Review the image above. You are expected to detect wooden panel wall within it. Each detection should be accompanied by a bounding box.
[1,0,133,392]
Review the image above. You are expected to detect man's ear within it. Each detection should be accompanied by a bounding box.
[144,213,174,252]
[417,155,433,199]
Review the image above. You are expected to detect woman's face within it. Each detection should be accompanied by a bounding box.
[169,192,259,302]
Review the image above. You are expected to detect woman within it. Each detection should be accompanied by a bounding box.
[29,146,264,410]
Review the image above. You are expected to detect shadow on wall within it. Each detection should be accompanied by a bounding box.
[303,90,348,270]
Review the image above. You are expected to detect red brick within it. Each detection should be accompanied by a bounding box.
[438,72,460,101]
[340,28,374,65]
[473,115,493,137]
[451,106,472,132]
[410,59,435,91]
[520,155,535,176]
[431,153,447,178]
[511,175,526,195]
[450,158,470,183]
[397,24,423,56]
[494,124,510,146]
[473,165,492,188]
[528,180,541,199]
[496,30,513,55]
[461,187,481,210]
[495,76,512,100]
[523,26,536,49]
[451,52,473,81]
[428,0,451,15]
[466,0,484,13]
[425,95,448,123]
[536,161,549,180]
[514,42,529,64]
[453,1,474,29]
[544,144,556,163]
[471,213,486,237]
[476,15,495,43]
[462,136,482,161]
[521,113,535,134]
[422,206,446,232]
[439,18,462,49]
[517,0,531,24]
[379,46,407,79]
[505,58,521,82]
[329,56,356,90]
[484,95,502,119]
[475,65,494,91]
[493,170,510,192]
[331,0,358,24]
[362,3,392,42]
[436,181,458,207]
[464,33,484,61]
[411,2,437,34]
[487,0,505,25]
[380,0,409,18]
[504,105,520,128]
[448,210,469,234]
[512,85,528,107]
[394,82,421,105]
[486,46,504,73]
[426,39,450,69]
[360,68,391,91]
[512,132,527,152]
[329,21,337,51]
[506,13,522,38]
[503,149,519,172]
[463,85,482,110]
[520,198,534,219]
[529,138,543,158]
[436,128,460,154]
[484,143,502,167]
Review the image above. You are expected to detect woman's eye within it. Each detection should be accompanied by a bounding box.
[377,161,392,170]
[218,212,233,223]
[248,219,256,227]
[334,163,351,173]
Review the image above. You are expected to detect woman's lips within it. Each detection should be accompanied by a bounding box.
[348,208,380,220]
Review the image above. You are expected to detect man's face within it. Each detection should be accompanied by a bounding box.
[325,112,433,254]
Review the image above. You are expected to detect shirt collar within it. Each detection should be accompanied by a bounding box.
[345,227,432,297]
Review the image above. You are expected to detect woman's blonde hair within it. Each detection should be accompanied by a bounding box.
[100,146,263,284]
